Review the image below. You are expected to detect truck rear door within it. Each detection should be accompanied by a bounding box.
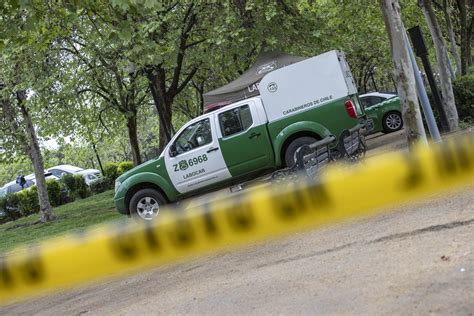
[215,99,274,177]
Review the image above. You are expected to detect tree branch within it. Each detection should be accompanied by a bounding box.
[169,3,197,96]
[176,67,198,96]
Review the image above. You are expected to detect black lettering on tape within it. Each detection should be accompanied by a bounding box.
[226,201,255,231]
[273,181,331,220]
[454,141,471,170]
[402,154,424,189]
[435,144,457,176]
[292,185,309,210]
[110,225,139,260]
[305,182,331,207]
[21,252,44,284]
[169,218,195,247]
[273,190,305,219]
[144,222,161,251]
[202,204,218,236]
[0,257,13,288]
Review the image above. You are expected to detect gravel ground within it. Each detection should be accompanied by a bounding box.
[2,129,473,315]
[2,186,473,315]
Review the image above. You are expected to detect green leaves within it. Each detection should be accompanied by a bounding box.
[0,0,435,171]
[117,20,132,44]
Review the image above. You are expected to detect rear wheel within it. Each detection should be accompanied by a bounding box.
[284,136,317,167]
[129,188,166,221]
[382,111,403,133]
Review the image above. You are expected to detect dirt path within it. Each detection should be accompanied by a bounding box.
[2,129,473,315]
[2,186,473,315]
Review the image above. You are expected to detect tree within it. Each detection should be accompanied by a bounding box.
[109,2,214,151]
[419,0,459,131]
[55,10,150,166]
[433,0,462,76]
[0,88,55,222]
[0,2,61,222]
[103,1,321,151]
[379,0,427,146]
[454,0,473,75]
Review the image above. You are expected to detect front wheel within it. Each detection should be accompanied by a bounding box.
[382,111,403,133]
[129,188,166,221]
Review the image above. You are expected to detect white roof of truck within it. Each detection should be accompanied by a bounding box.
[203,51,306,112]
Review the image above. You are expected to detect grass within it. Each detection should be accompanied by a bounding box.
[0,190,123,254]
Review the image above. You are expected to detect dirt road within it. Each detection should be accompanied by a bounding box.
[2,185,473,315]
[2,129,474,314]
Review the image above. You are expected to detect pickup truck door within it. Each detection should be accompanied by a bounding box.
[216,100,274,177]
[165,117,231,194]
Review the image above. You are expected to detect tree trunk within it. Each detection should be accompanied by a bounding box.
[146,69,174,152]
[420,0,459,132]
[456,0,472,75]
[89,157,96,169]
[158,100,173,153]
[17,91,55,222]
[126,113,142,166]
[92,142,104,175]
[379,0,427,146]
[443,0,462,76]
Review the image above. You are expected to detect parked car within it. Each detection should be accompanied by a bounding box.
[47,165,101,185]
[25,172,60,183]
[77,169,102,185]
[0,179,35,198]
[359,92,403,134]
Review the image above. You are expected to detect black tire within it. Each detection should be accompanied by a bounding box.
[284,136,317,167]
[382,111,403,133]
[129,188,166,221]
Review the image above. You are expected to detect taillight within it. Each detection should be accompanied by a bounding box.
[345,99,357,119]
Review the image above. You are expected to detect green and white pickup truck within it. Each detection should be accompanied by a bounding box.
[114,50,366,220]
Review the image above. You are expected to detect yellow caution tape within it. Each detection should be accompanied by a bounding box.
[1,135,473,304]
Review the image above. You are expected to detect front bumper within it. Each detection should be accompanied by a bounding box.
[114,196,128,215]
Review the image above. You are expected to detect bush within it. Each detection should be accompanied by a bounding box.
[61,174,78,193]
[59,182,74,205]
[0,194,21,222]
[60,174,89,199]
[103,162,119,180]
[75,175,89,199]
[453,72,474,122]
[89,177,112,194]
[117,161,134,176]
[16,186,40,216]
[46,179,62,207]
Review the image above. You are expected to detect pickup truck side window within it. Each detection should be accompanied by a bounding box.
[218,105,253,137]
[174,118,212,155]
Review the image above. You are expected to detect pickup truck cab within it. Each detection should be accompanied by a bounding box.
[114,50,366,220]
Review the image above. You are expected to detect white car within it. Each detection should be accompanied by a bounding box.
[0,179,35,198]
[25,172,60,183]
[77,169,102,185]
[47,165,102,185]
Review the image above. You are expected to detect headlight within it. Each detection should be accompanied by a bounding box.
[114,180,121,193]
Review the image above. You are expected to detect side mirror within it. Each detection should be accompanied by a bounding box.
[169,144,177,157]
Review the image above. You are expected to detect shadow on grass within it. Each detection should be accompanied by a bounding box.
[4,215,73,231]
